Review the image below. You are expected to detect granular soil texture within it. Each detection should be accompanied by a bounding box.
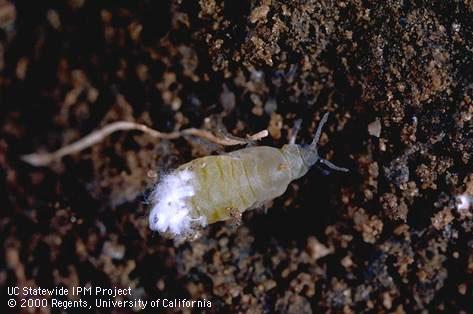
[1,0,472,313]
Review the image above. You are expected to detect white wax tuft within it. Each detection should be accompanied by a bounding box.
[149,170,206,238]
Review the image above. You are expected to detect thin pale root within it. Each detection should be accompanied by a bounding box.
[21,121,268,167]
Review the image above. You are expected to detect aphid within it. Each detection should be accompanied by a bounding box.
[149,113,348,240]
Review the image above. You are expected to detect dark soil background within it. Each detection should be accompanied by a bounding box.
[1,0,473,313]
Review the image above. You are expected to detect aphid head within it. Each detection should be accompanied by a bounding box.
[284,112,348,177]
[280,144,310,180]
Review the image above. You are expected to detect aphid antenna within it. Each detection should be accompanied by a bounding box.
[307,112,349,173]
[311,112,330,149]
[319,158,349,172]
[289,119,303,145]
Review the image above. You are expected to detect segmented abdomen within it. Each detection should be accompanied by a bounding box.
[179,146,293,224]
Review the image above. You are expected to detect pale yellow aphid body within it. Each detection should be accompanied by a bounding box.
[180,145,307,224]
[149,113,347,240]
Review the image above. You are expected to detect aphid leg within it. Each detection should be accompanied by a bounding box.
[289,119,303,144]
[319,158,349,172]
[228,207,242,228]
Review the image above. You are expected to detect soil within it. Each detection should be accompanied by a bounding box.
[1,0,472,313]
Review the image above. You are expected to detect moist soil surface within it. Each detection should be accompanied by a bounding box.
[1,1,473,313]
